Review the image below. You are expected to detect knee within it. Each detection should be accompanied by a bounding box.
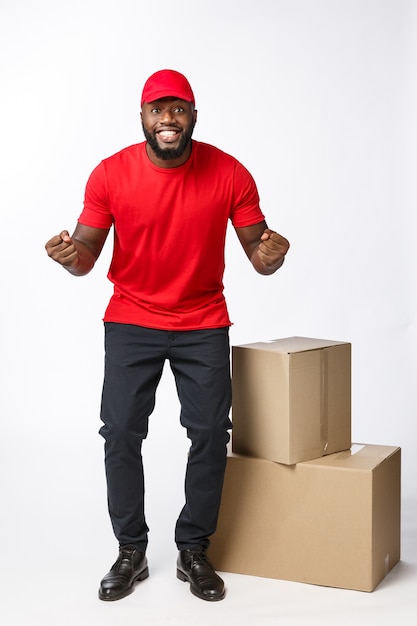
[99,420,148,444]
[187,425,231,451]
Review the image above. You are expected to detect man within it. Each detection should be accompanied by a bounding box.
[45,69,290,602]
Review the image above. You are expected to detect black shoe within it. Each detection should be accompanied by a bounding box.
[99,545,149,601]
[177,547,225,601]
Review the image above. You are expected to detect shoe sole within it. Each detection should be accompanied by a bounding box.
[98,566,149,601]
[176,568,225,602]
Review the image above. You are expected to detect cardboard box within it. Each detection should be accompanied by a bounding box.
[208,444,401,592]
[232,337,352,465]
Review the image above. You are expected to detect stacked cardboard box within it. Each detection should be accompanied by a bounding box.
[208,337,401,592]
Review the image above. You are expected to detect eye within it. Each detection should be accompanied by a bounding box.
[150,107,160,114]
[173,107,184,113]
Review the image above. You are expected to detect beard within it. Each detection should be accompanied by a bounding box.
[142,121,195,161]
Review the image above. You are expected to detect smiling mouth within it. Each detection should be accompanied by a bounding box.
[157,129,181,143]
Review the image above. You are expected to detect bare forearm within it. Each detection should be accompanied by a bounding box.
[63,238,96,276]
[45,225,109,277]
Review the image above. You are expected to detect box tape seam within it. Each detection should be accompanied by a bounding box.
[320,349,329,453]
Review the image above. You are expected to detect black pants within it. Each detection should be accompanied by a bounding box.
[99,322,232,551]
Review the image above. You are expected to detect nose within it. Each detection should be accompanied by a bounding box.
[159,108,175,124]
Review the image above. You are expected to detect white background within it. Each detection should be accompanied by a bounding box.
[1,0,416,624]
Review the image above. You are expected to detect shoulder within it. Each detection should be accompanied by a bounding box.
[193,140,236,163]
[193,139,249,174]
[101,142,145,167]
[92,143,146,183]
[86,143,145,189]
[194,141,256,184]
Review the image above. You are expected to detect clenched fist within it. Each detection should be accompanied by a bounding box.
[45,230,79,269]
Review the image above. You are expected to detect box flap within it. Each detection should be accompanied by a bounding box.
[301,443,401,471]
[235,337,350,354]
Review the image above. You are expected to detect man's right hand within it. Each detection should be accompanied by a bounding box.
[45,223,110,276]
[45,230,80,269]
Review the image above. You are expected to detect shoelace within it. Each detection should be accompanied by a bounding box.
[189,549,210,568]
[114,546,136,568]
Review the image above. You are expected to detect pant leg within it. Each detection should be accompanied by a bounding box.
[169,327,232,550]
[99,322,167,550]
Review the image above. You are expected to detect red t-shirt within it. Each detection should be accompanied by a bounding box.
[78,140,265,330]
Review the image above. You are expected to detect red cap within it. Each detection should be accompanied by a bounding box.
[141,69,195,106]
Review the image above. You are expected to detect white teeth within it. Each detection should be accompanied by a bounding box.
[159,131,176,136]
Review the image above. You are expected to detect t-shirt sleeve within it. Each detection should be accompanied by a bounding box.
[78,161,114,229]
[230,161,265,228]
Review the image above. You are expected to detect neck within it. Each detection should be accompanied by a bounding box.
[145,141,192,169]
